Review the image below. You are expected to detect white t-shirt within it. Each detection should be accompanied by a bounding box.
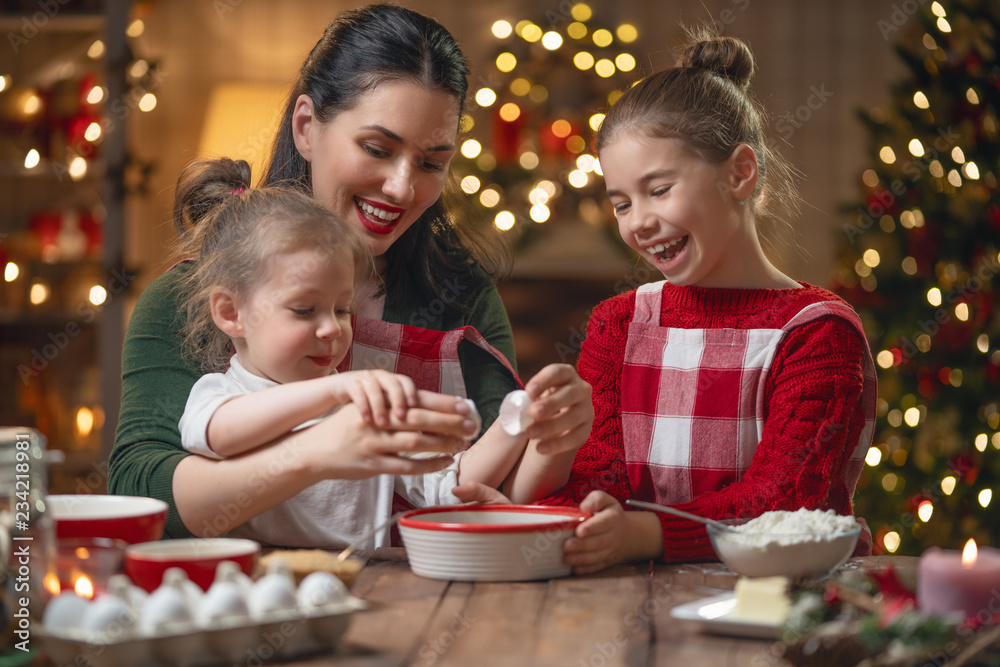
[179,355,462,549]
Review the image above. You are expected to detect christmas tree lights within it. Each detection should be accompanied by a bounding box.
[459,3,640,249]
[833,0,1000,556]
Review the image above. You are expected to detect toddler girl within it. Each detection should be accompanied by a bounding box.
[175,158,531,547]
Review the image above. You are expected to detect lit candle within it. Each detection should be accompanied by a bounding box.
[918,539,1000,620]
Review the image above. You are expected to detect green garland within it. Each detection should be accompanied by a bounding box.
[779,568,1000,666]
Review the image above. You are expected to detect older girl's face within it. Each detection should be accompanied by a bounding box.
[292,81,459,259]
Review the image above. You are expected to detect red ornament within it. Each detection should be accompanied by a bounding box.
[870,566,917,628]
[491,105,524,165]
[965,53,982,76]
[865,188,898,217]
[949,454,978,485]
[79,210,101,257]
[65,113,100,158]
[988,203,1000,232]
[29,211,62,254]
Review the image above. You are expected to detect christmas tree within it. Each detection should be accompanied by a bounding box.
[454,3,640,251]
[831,0,1000,556]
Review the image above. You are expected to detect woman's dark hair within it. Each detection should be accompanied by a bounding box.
[596,28,802,261]
[174,157,371,373]
[263,4,510,310]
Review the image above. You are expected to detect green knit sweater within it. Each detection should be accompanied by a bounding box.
[110,261,519,538]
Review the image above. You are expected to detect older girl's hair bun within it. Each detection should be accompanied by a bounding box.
[679,35,755,90]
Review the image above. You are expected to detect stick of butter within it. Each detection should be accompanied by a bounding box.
[733,576,791,624]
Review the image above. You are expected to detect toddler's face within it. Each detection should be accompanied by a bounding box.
[236,247,354,384]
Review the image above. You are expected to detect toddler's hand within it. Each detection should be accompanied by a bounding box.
[332,370,417,426]
[451,481,511,505]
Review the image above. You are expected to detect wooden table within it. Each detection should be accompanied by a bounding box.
[283,549,918,667]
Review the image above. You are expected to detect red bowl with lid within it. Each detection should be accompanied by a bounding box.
[398,505,587,582]
[47,494,168,545]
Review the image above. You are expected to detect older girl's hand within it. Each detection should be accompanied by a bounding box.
[562,491,664,575]
[523,364,593,456]
[562,491,629,575]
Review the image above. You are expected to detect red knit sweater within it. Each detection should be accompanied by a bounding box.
[538,282,874,562]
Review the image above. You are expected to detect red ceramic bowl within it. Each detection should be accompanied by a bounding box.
[47,494,168,545]
[125,538,260,592]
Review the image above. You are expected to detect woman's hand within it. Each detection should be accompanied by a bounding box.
[328,369,417,426]
[302,390,480,481]
[523,364,593,456]
[174,390,480,537]
[562,491,664,575]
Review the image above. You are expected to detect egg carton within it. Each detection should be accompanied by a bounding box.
[37,596,367,667]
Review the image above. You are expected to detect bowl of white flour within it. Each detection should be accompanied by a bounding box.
[706,508,861,579]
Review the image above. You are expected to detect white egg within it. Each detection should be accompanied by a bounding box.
[169,569,205,610]
[199,580,249,626]
[247,560,297,618]
[214,559,254,598]
[42,592,89,631]
[106,573,148,615]
[141,570,196,634]
[461,398,482,439]
[80,593,139,640]
[499,389,534,436]
[296,571,349,610]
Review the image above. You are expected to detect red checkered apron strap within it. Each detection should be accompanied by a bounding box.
[337,315,520,395]
[780,301,878,499]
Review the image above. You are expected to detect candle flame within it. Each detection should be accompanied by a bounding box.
[74,574,95,599]
[43,572,61,596]
[962,538,978,568]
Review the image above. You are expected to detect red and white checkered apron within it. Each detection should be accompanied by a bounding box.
[621,281,876,506]
[337,315,521,538]
[336,315,518,396]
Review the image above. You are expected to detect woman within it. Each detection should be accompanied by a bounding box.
[111,4,592,545]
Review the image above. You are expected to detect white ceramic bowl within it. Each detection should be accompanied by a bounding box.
[399,505,587,581]
[707,518,861,580]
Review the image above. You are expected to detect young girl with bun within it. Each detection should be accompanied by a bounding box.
[539,31,876,573]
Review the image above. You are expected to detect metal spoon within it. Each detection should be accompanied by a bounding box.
[337,511,407,562]
[625,499,737,533]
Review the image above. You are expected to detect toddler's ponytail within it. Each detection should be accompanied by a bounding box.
[173,157,253,238]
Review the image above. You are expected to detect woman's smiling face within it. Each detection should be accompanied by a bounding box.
[293,80,459,259]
